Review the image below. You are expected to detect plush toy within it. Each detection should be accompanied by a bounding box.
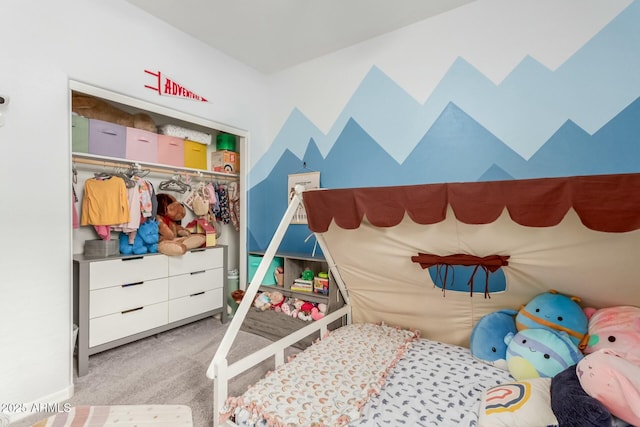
[311,305,325,321]
[72,92,157,132]
[515,290,588,346]
[156,193,205,256]
[577,349,640,426]
[253,292,271,311]
[580,305,640,364]
[119,220,159,255]
[269,291,285,311]
[550,364,613,427]
[505,328,583,380]
[470,309,517,371]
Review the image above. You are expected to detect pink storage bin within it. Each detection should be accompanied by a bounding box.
[126,127,158,163]
[157,134,185,167]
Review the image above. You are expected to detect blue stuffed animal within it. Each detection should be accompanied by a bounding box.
[119,220,159,255]
[470,309,517,371]
[515,290,588,346]
[505,328,583,380]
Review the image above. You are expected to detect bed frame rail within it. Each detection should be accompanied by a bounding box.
[207,185,352,427]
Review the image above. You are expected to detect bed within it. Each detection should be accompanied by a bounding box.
[208,173,640,427]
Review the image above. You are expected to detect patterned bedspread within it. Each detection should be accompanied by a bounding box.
[350,338,513,426]
[222,323,419,427]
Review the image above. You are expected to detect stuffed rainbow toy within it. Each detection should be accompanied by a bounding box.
[505,328,583,380]
[577,348,640,426]
[515,290,588,346]
[580,305,640,365]
[470,309,517,370]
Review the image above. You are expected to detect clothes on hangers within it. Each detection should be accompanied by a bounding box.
[81,176,130,228]
[227,181,240,232]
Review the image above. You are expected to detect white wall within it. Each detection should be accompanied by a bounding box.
[0,0,266,420]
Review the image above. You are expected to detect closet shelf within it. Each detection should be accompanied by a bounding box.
[72,152,239,181]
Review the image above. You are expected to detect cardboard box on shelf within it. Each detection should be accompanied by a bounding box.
[211,150,239,174]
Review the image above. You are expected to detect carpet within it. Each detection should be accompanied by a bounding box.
[12,316,299,427]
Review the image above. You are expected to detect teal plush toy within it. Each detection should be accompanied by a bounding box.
[515,290,588,346]
[506,328,583,380]
[470,309,518,371]
[119,220,159,255]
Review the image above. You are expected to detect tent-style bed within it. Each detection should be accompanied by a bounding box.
[207,173,640,427]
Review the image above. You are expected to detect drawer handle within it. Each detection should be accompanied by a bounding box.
[190,292,205,297]
[122,281,143,288]
[101,130,118,136]
[138,138,150,143]
[122,307,143,314]
[191,248,206,253]
[122,256,144,261]
[190,270,206,275]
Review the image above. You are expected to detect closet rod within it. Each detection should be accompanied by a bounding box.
[71,154,238,182]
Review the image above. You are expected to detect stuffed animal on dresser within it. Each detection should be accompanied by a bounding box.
[155,193,205,256]
[119,219,159,255]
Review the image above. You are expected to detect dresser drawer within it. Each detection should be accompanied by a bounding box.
[168,248,223,276]
[168,288,223,323]
[168,268,223,300]
[89,255,168,290]
[90,278,168,319]
[89,301,168,347]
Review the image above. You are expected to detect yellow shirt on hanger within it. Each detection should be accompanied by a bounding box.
[81,177,130,226]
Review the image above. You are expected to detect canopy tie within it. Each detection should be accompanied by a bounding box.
[411,253,510,298]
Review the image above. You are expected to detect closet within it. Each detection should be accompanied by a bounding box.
[69,81,246,374]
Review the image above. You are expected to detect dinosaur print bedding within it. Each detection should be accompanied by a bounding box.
[350,338,513,426]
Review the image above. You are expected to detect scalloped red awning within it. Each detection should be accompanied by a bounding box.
[302,173,640,233]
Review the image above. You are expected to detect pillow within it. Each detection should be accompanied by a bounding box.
[550,364,612,427]
[581,305,640,364]
[516,290,588,346]
[470,309,517,371]
[505,328,583,380]
[577,349,640,426]
[478,377,558,427]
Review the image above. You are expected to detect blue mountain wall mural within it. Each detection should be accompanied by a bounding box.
[248,1,640,254]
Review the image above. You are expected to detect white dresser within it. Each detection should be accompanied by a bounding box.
[73,246,227,376]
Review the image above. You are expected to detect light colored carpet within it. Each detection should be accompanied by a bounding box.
[12,316,299,427]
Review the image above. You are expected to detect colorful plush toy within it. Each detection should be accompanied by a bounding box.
[515,290,588,346]
[580,305,640,364]
[505,328,583,380]
[470,309,517,370]
[253,292,271,311]
[119,220,159,255]
[311,303,327,321]
[577,348,640,426]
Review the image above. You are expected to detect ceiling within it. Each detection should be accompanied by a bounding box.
[126,0,475,74]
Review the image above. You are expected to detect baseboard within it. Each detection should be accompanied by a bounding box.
[7,383,74,424]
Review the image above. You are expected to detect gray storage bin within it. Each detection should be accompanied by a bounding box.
[84,239,119,257]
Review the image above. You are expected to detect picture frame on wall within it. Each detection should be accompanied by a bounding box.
[288,171,320,224]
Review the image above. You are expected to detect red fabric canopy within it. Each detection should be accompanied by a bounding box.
[303,173,640,233]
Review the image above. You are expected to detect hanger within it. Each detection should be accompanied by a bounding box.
[94,167,136,189]
[159,174,191,193]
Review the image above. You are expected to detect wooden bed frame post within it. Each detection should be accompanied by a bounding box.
[207,185,307,426]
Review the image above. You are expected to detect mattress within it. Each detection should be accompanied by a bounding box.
[351,338,513,426]
[223,323,512,427]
